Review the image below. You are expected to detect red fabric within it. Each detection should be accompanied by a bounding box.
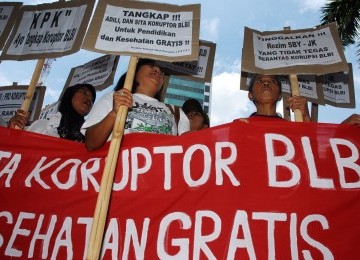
[0,121,359,259]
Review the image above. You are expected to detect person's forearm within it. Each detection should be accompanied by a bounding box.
[85,111,117,151]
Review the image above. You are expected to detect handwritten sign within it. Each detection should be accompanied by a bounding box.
[64,54,119,91]
[0,85,45,123]
[0,2,22,50]
[280,74,325,104]
[1,0,94,60]
[321,63,355,108]
[156,40,216,82]
[38,101,59,120]
[83,0,200,62]
[241,23,348,75]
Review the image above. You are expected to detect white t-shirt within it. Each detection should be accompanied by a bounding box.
[81,92,189,139]
[27,112,62,138]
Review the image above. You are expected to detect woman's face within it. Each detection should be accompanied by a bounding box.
[249,75,281,104]
[135,64,164,96]
[71,87,94,116]
[186,111,207,130]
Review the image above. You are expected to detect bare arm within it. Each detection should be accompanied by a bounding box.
[237,118,249,123]
[85,89,133,151]
[341,114,360,126]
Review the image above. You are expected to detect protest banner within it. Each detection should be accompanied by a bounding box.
[321,63,355,108]
[83,0,200,62]
[0,85,45,124]
[0,2,22,50]
[0,0,95,60]
[63,55,119,92]
[1,121,360,259]
[156,40,216,83]
[241,23,349,75]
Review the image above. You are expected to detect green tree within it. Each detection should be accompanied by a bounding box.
[320,0,360,64]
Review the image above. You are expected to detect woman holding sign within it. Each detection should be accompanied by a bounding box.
[8,84,96,142]
[82,59,190,151]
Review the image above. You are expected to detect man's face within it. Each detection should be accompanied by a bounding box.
[249,75,281,104]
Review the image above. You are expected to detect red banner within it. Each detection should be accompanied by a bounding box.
[1,120,359,259]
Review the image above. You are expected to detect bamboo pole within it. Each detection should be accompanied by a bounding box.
[21,59,45,112]
[10,59,46,129]
[289,74,303,122]
[86,56,138,260]
[283,26,303,122]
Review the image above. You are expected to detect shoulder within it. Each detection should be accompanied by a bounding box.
[28,113,61,135]
[98,91,114,102]
[178,107,190,134]
[89,92,113,112]
[93,91,114,104]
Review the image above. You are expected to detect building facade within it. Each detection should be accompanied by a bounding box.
[163,75,211,114]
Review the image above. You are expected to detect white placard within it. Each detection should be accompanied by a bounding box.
[95,5,193,57]
[253,27,342,69]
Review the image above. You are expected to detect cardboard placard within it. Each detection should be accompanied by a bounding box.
[82,0,200,62]
[38,101,59,120]
[0,85,45,123]
[156,40,216,83]
[0,2,22,50]
[0,0,95,60]
[321,63,355,108]
[241,23,349,75]
[63,54,119,92]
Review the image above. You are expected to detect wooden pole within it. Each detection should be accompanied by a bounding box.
[283,26,303,122]
[289,74,303,122]
[11,59,45,129]
[21,59,45,112]
[86,56,138,260]
[311,103,319,122]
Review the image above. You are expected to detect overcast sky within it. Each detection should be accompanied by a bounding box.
[1,0,358,126]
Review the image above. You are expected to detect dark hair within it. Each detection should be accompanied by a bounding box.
[114,59,163,101]
[57,83,96,142]
[248,74,282,94]
[58,83,96,114]
[182,98,210,126]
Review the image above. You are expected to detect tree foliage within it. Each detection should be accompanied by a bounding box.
[321,0,360,64]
